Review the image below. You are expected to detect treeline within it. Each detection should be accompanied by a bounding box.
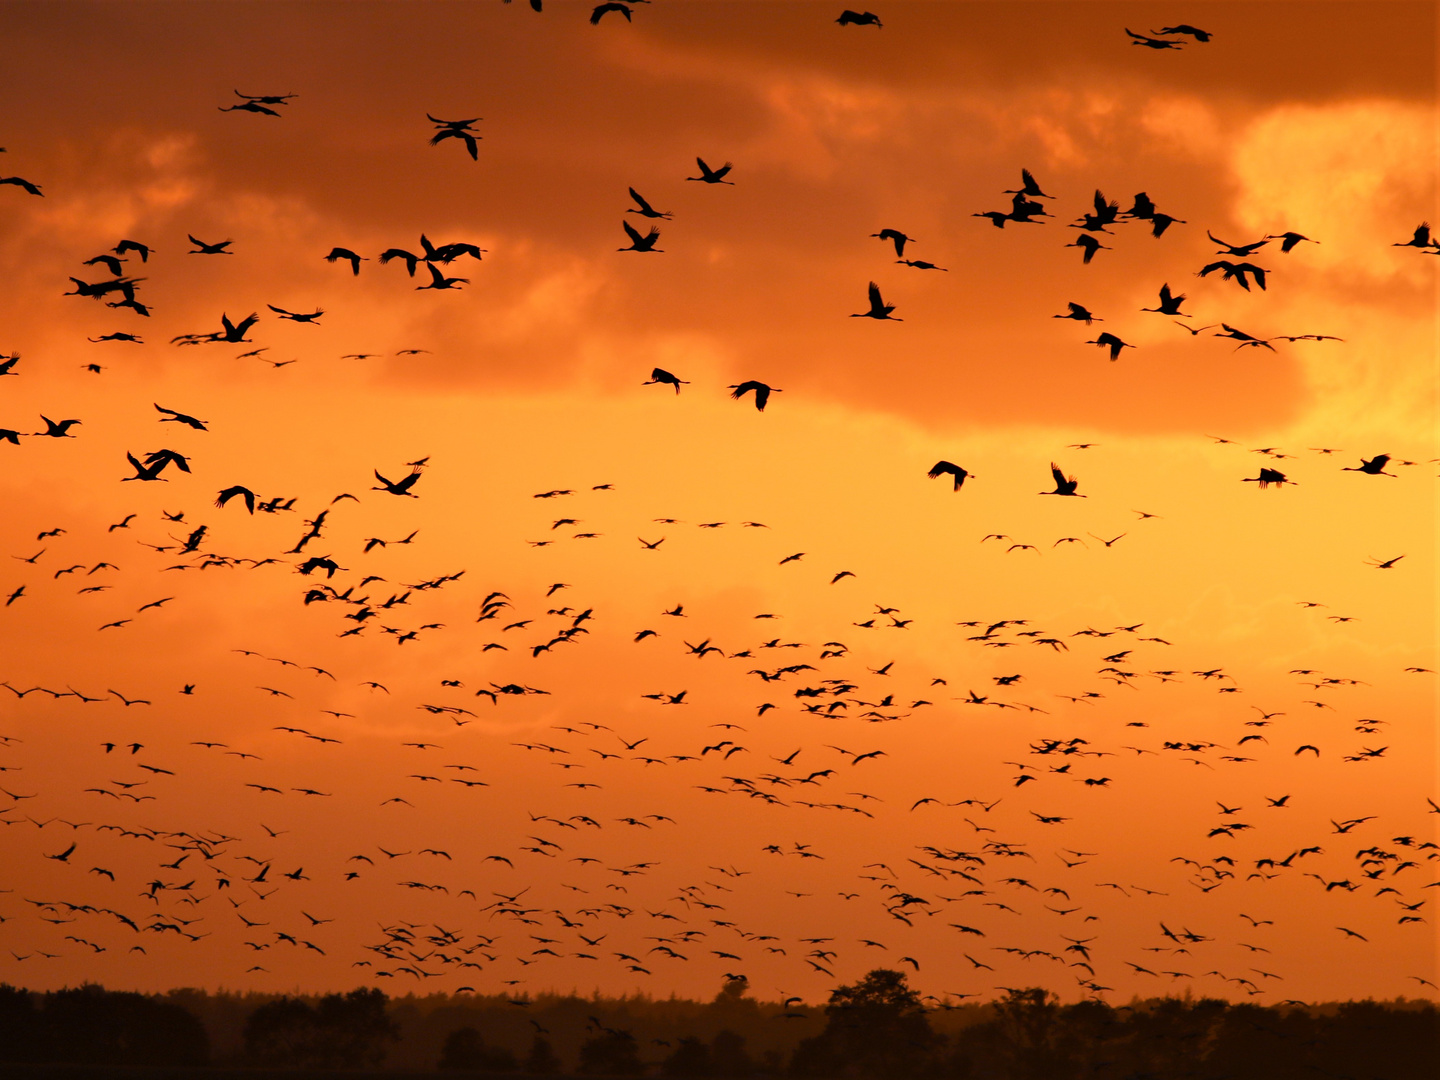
[1,972,1436,1078]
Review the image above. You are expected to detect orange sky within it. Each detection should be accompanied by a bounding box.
[0,0,1436,1006]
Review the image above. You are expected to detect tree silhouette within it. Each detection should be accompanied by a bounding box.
[244,988,397,1069]
[34,984,208,1066]
[440,1024,518,1071]
[789,969,937,1079]
[661,1035,711,1077]
[577,1028,644,1075]
[523,1032,562,1074]
[710,1028,753,1076]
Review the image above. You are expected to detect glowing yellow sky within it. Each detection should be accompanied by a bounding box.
[0,1,1435,1005]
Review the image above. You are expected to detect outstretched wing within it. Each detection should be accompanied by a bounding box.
[622,219,644,244]
[1050,462,1066,488]
[867,281,883,309]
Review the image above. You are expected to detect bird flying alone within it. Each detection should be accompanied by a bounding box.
[927,461,972,491]
[643,368,688,394]
[619,220,662,252]
[687,157,734,184]
[729,381,779,412]
[1041,463,1084,496]
[852,281,900,320]
[1086,332,1133,361]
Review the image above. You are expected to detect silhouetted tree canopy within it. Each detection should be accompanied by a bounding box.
[243,987,397,1069]
[0,983,207,1066]
[790,969,938,1079]
[440,1024,519,1071]
[0,982,1435,1080]
[524,1032,563,1074]
[577,1027,645,1075]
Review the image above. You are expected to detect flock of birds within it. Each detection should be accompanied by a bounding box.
[1,5,1437,1012]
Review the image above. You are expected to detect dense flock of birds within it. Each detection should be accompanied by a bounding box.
[1,6,1437,1009]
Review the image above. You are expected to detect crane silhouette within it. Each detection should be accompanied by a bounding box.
[642,368,688,394]
[927,461,972,490]
[729,382,780,411]
[1040,463,1084,497]
[1141,283,1188,316]
[851,281,900,320]
[1342,455,1395,476]
[687,158,734,184]
[619,220,662,252]
[1086,332,1133,361]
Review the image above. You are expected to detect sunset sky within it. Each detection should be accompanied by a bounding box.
[0,1,1436,1006]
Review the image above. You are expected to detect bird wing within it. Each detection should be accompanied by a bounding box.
[622,219,643,244]
[867,281,883,308]
[628,187,653,212]
[1051,463,1066,488]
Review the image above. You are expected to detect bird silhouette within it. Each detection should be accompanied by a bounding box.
[871,229,912,257]
[1265,231,1317,252]
[324,247,367,275]
[416,263,467,290]
[1125,28,1183,48]
[268,305,324,323]
[687,158,734,184]
[1153,24,1212,41]
[1206,230,1268,256]
[1066,234,1109,263]
[1242,468,1294,488]
[1004,168,1054,199]
[34,416,81,438]
[1141,283,1188,316]
[643,368,688,394]
[187,235,233,255]
[1040,463,1084,497]
[837,10,882,27]
[619,220,663,252]
[373,466,424,497]
[729,382,780,412]
[1342,454,1395,476]
[927,461,972,491]
[591,2,634,24]
[851,281,900,320]
[1,175,43,196]
[1086,332,1133,361]
[1393,222,1438,249]
[1198,260,1268,291]
[1054,302,1100,324]
[427,114,482,159]
[626,188,671,219]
